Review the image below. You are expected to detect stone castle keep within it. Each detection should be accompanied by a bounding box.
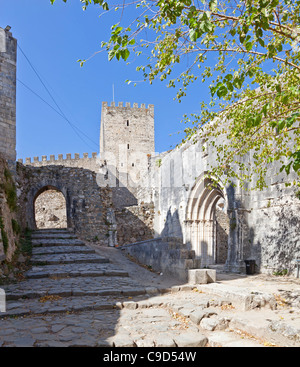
[1,27,300,279]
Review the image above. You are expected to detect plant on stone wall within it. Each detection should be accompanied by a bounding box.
[0,217,9,254]
[156,159,162,168]
[273,268,288,276]
[52,0,300,190]
[229,216,237,231]
[0,168,17,212]
[11,219,21,235]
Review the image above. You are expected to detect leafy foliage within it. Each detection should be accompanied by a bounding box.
[50,0,109,11]
[52,0,300,190]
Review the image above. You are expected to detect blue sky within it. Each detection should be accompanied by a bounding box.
[1,0,213,160]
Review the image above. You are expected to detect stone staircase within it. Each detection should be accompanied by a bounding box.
[0,229,299,347]
[3,229,146,303]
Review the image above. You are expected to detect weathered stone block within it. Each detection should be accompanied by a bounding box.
[188,269,216,284]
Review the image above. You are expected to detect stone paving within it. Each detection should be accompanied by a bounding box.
[0,229,300,347]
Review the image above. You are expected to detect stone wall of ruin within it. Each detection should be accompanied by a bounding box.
[143,135,300,276]
[15,162,155,246]
[15,162,113,243]
[0,154,18,262]
[0,27,16,163]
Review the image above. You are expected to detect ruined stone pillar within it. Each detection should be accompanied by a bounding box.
[0,26,17,163]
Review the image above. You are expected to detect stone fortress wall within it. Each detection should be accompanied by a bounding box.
[0,26,299,278]
[18,152,100,171]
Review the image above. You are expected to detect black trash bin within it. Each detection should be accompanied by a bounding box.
[244,259,255,275]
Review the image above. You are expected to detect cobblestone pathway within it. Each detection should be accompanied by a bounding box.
[0,229,299,347]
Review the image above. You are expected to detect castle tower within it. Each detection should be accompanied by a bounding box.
[100,101,155,187]
[0,26,17,163]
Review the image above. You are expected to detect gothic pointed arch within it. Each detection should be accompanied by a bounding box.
[185,173,229,266]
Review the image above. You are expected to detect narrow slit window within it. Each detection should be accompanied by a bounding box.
[127,120,129,126]
[127,144,130,149]
[132,163,134,167]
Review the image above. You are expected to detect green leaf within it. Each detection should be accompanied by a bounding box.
[256,28,263,38]
[229,28,236,37]
[285,162,292,175]
[108,50,115,61]
[189,29,200,42]
[102,1,109,10]
[121,48,130,61]
[275,84,281,93]
[277,119,286,131]
[245,41,253,51]
[216,85,227,98]
[209,0,218,12]
[293,161,300,172]
[257,38,265,47]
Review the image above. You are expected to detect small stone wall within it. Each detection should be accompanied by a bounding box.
[120,237,199,281]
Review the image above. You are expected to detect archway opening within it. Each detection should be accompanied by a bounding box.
[34,186,67,229]
[186,177,229,267]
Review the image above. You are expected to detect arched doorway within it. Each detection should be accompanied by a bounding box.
[185,175,229,267]
[34,186,67,229]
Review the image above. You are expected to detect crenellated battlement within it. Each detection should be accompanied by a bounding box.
[102,101,154,111]
[18,152,101,172]
[18,152,98,165]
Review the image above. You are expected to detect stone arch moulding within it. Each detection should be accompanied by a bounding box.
[185,172,228,267]
[32,184,70,230]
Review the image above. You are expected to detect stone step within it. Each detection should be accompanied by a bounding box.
[32,229,71,234]
[196,283,277,310]
[26,262,129,278]
[26,267,129,279]
[5,286,148,301]
[0,294,148,318]
[32,239,86,247]
[30,253,110,265]
[31,233,78,240]
[3,274,144,301]
[31,246,95,256]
